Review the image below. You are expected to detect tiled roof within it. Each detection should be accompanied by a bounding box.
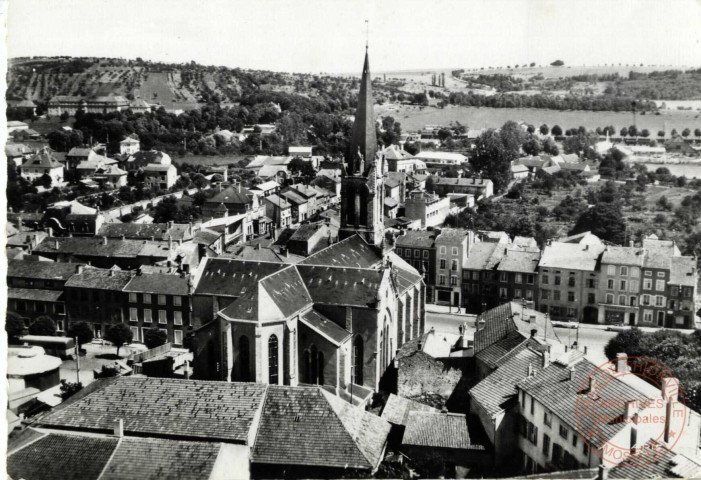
[289,223,326,242]
[497,248,541,273]
[7,260,81,280]
[601,246,646,267]
[143,163,175,172]
[193,258,285,297]
[300,234,382,268]
[252,386,390,470]
[8,288,64,302]
[517,358,651,449]
[403,412,474,450]
[207,186,253,205]
[670,256,697,287]
[608,439,699,479]
[396,230,436,249]
[280,189,307,205]
[464,242,504,270]
[474,302,560,354]
[21,148,63,169]
[39,376,267,443]
[7,432,118,480]
[34,237,167,259]
[98,223,192,241]
[260,266,313,318]
[297,265,384,307]
[300,309,351,346]
[380,394,439,426]
[474,329,529,369]
[539,241,605,271]
[64,267,134,290]
[193,228,222,246]
[123,272,190,295]
[433,176,492,187]
[471,346,545,417]
[100,436,221,480]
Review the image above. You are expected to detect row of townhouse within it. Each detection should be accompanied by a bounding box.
[397,228,697,329]
[7,260,194,346]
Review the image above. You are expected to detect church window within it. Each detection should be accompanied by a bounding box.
[353,336,364,385]
[239,335,251,382]
[268,334,279,384]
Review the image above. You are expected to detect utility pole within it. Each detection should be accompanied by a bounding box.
[75,337,81,384]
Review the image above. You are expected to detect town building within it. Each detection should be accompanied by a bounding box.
[5,142,34,167]
[47,95,130,116]
[143,163,178,190]
[396,230,437,297]
[404,190,450,228]
[434,228,473,307]
[382,145,427,174]
[7,120,29,133]
[596,245,645,326]
[289,145,313,158]
[250,180,280,198]
[668,256,697,329]
[263,194,293,229]
[119,136,140,155]
[430,176,494,199]
[413,151,467,168]
[19,148,64,184]
[124,149,172,171]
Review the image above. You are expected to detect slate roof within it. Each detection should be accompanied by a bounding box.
[251,180,279,192]
[252,386,390,471]
[474,302,559,354]
[396,230,436,249]
[387,253,424,295]
[670,256,697,287]
[384,197,399,208]
[539,241,605,271]
[39,376,268,443]
[463,242,504,270]
[193,258,285,297]
[471,346,545,417]
[280,189,307,205]
[289,223,326,242]
[8,288,64,302]
[34,237,168,259]
[380,394,440,426]
[474,329,529,369]
[260,266,313,317]
[300,309,352,346]
[7,431,118,480]
[98,223,192,241]
[264,194,290,208]
[64,268,134,290]
[123,273,190,296]
[300,234,382,268]
[7,260,81,280]
[5,143,34,157]
[297,265,384,307]
[517,357,651,449]
[402,412,474,450]
[206,186,253,205]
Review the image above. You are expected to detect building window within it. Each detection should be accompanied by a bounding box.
[619,295,626,306]
[129,308,138,322]
[515,289,522,299]
[450,247,457,255]
[174,311,183,325]
[568,276,576,287]
[499,287,508,299]
[559,424,568,440]
[644,310,653,322]
[656,296,665,307]
[440,259,446,269]
[554,276,561,286]
[587,279,597,289]
[396,248,402,255]
[526,290,533,301]
[527,422,538,445]
[521,391,526,407]
[515,273,522,284]
[353,336,363,385]
[131,327,139,342]
[583,441,589,456]
[543,434,551,456]
[423,250,429,259]
[439,275,446,285]
[144,309,152,323]
[450,276,457,286]
[158,310,167,324]
[630,296,637,306]
[542,275,549,285]
[588,293,596,304]
[656,280,665,291]
[642,294,650,305]
[531,396,535,415]
[174,330,183,345]
[606,293,614,304]
[56,320,64,332]
[143,294,152,304]
[173,296,182,306]
[451,260,458,271]
[572,435,578,448]
[554,291,561,301]
[129,293,137,303]
[439,246,446,254]
[472,271,479,280]
[645,270,652,277]
[268,334,279,385]
[657,311,665,324]
[567,291,575,302]
[620,280,627,291]
[607,265,616,275]
[620,266,628,276]
[414,249,420,258]
[544,410,553,427]
[644,279,653,289]
[500,272,508,282]
[607,279,614,289]
[158,295,166,305]
[657,271,665,278]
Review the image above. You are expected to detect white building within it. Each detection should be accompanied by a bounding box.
[20,148,64,184]
[404,189,450,228]
[288,146,313,158]
[119,136,141,155]
[143,164,178,190]
[413,151,468,168]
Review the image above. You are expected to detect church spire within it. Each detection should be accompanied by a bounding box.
[348,48,377,174]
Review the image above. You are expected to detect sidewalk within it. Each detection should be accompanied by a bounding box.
[425,303,476,317]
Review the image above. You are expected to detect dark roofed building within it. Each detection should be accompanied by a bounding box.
[299,234,382,268]
[98,222,194,242]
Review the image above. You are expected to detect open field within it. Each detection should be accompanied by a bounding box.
[461,64,688,80]
[376,104,701,132]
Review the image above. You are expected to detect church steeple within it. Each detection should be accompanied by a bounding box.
[348,49,377,174]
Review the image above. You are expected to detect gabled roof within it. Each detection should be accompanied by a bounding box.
[7,260,82,281]
[539,240,605,271]
[300,234,382,268]
[259,265,313,318]
[497,248,541,273]
[98,223,192,241]
[64,267,134,290]
[280,189,307,205]
[39,376,268,443]
[474,302,559,353]
[403,412,475,450]
[601,246,646,266]
[381,394,440,426]
[609,440,701,479]
[670,256,697,287]
[396,230,437,249]
[252,386,390,470]
[471,346,546,418]
[34,237,169,259]
[5,143,34,157]
[251,180,279,192]
[463,242,504,270]
[194,258,286,297]
[207,186,253,205]
[21,148,63,169]
[123,272,190,296]
[143,163,175,172]
[297,265,384,307]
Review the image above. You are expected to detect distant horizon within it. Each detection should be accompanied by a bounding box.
[6,0,701,75]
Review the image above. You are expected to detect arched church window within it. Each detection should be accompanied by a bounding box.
[239,335,250,382]
[268,334,279,384]
[317,351,325,385]
[353,335,364,385]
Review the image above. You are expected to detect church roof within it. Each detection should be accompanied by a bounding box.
[348,50,377,174]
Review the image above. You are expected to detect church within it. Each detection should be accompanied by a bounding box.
[189,48,426,402]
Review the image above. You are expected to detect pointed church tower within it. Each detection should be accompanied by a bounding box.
[340,47,385,248]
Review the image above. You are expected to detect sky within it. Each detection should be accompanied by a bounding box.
[5,0,701,74]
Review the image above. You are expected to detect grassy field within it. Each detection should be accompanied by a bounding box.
[461,64,686,80]
[376,104,701,133]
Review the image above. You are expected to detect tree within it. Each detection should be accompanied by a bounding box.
[628,125,638,137]
[620,127,628,137]
[59,379,83,400]
[522,135,543,156]
[288,157,316,180]
[658,130,665,138]
[539,124,549,135]
[542,137,560,155]
[6,312,26,343]
[68,322,94,348]
[551,125,563,136]
[470,122,523,194]
[550,60,564,66]
[695,128,701,138]
[143,326,168,349]
[640,129,650,138]
[105,323,133,357]
[682,128,691,137]
[526,124,536,134]
[604,327,645,360]
[570,202,626,245]
[28,316,57,336]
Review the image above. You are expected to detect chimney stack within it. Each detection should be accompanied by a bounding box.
[76,265,84,274]
[589,375,598,397]
[598,464,608,480]
[624,400,638,423]
[113,419,124,437]
[569,366,576,381]
[477,318,485,331]
[616,353,628,374]
[527,363,534,377]
[530,328,537,338]
[103,236,107,245]
[542,350,550,368]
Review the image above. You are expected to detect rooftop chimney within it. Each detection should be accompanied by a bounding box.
[542,350,550,368]
[477,318,485,331]
[113,419,124,437]
[616,353,628,374]
[589,375,598,397]
[530,328,537,338]
[527,362,534,377]
[624,400,638,423]
[76,265,84,274]
[569,366,576,381]
[598,464,608,480]
[629,240,634,247]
